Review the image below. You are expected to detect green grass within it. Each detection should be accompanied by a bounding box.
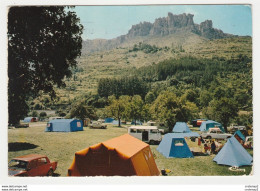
[8,122,252,176]
[151,146,252,176]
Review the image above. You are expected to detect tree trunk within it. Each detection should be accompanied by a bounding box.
[224,125,228,133]
[118,117,121,127]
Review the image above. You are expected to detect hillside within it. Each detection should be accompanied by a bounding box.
[30,13,252,119]
[37,35,251,109]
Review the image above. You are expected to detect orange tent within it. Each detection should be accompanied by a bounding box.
[68,134,160,176]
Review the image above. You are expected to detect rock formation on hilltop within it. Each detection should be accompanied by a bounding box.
[82,13,235,54]
[124,13,233,40]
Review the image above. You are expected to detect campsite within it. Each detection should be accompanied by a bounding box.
[8,122,253,176]
[7,6,253,178]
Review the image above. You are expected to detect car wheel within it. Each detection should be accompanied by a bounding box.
[149,140,155,145]
[19,174,28,177]
[47,169,53,176]
[206,136,211,139]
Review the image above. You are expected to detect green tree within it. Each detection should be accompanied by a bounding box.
[234,113,253,127]
[211,98,239,132]
[70,103,87,122]
[142,104,152,122]
[39,112,47,120]
[31,111,38,117]
[199,90,212,108]
[8,6,83,125]
[145,91,156,104]
[70,102,96,122]
[182,89,199,105]
[125,95,144,125]
[150,91,198,131]
[105,95,130,127]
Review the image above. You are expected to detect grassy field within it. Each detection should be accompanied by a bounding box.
[8,122,252,177]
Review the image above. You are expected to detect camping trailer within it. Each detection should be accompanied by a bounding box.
[128,126,162,144]
[68,134,160,176]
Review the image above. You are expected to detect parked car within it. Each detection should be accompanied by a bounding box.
[8,154,57,176]
[90,121,107,129]
[128,126,162,144]
[228,124,246,133]
[200,128,232,140]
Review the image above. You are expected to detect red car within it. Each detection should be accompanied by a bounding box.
[8,154,57,176]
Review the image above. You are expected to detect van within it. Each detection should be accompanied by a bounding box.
[128,126,162,144]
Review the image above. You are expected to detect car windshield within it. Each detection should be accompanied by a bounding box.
[8,159,28,170]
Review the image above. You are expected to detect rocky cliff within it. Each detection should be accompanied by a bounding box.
[82,13,235,54]
[124,13,233,39]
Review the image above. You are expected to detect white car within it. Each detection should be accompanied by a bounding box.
[90,121,107,129]
[201,128,232,139]
[228,124,246,132]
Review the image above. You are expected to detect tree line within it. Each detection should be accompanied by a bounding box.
[97,76,149,98]
[95,55,252,131]
[97,55,252,110]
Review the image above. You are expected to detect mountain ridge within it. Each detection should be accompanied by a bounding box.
[82,12,236,54]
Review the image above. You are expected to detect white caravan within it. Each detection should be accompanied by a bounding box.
[128,126,162,144]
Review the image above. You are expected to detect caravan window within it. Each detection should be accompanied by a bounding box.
[150,129,158,134]
[174,140,184,146]
[137,129,144,133]
[130,128,137,133]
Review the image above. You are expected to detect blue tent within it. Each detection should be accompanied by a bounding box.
[213,136,253,167]
[234,130,246,142]
[157,132,200,158]
[105,118,114,123]
[200,120,225,132]
[172,122,191,133]
[45,119,83,132]
[23,117,38,122]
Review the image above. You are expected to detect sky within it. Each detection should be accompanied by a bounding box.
[73,5,252,40]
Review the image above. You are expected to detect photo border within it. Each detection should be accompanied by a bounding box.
[1,0,259,188]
